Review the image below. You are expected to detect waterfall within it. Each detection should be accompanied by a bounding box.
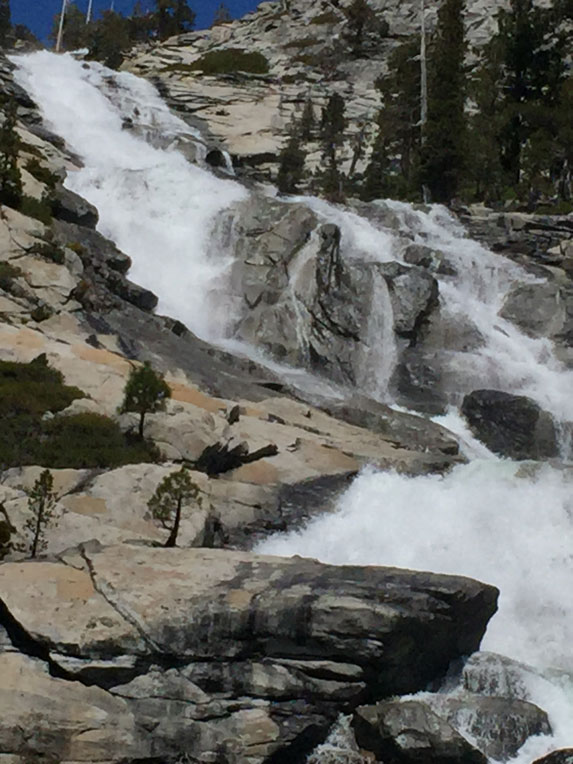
[13,50,573,763]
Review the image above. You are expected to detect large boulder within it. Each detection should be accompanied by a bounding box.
[461,389,559,459]
[532,752,573,764]
[428,694,551,761]
[0,543,498,763]
[353,699,487,764]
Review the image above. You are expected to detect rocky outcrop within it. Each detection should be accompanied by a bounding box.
[226,194,440,391]
[0,543,498,762]
[124,0,508,185]
[353,699,488,764]
[461,389,559,459]
[533,752,573,764]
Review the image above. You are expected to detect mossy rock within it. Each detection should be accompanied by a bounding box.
[188,49,269,75]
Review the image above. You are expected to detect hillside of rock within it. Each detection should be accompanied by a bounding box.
[123,0,509,183]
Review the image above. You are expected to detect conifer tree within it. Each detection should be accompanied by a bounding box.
[0,0,11,48]
[22,470,57,559]
[148,468,202,547]
[88,11,132,69]
[277,132,306,194]
[212,2,232,26]
[154,0,195,40]
[422,0,466,202]
[50,2,88,51]
[345,0,374,53]
[496,0,566,190]
[119,361,171,439]
[317,93,346,200]
[365,38,422,200]
[300,97,315,142]
[0,95,22,209]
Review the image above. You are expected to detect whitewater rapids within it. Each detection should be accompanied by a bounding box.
[13,50,573,763]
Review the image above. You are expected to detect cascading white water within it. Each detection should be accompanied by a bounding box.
[14,51,248,341]
[13,50,573,763]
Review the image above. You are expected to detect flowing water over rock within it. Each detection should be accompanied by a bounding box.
[12,50,573,763]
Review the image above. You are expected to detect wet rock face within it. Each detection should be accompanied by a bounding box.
[0,544,498,763]
[229,194,440,390]
[532,751,573,764]
[461,389,559,459]
[353,699,488,764]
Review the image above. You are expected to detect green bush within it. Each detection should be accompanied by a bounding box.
[0,357,83,416]
[30,239,66,265]
[19,193,53,225]
[0,358,160,469]
[189,48,269,75]
[24,158,59,189]
[36,413,159,468]
[0,261,21,292]
[310,11,339,24]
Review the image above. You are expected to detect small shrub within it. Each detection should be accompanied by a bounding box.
[19,193,53,225]
[24,158,58,189]
[283,37,321,49]
[30,239,66,265]
[310,11,340,24]
[31,304,54,322]
[119,361,171,439]
[0,261,21,292]
[0,356,83,416]
[67,241,86,256]
[148,468,202,547]
[36,413,159,468]
[189,49,269,75]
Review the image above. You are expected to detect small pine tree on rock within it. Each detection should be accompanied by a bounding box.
[300,97,316,141]
[148,468,202,547]
[277,133,306,194]
[22,469,57,559]
[212,2,232,26]
[119,361,171,439]
[0,94,22,209]
[0,0,12,48]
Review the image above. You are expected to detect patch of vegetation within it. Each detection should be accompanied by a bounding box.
[310,11,340,24]
[67,241,86,256]
[30,238,66,265]
[24,158,59,189]
[189,48,269,75]
[19,193,53,225]
[0,261,22,292]
[30,304,54,323]
[36,413,159,469]
[535,201,573,215]
[0,357,158,469]
[283,37,320,49]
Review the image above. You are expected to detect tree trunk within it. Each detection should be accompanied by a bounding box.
[138,411,145,440]
[165,495,182,548]
[30,499,44,559]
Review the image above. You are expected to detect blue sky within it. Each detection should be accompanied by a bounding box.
[11,0,261,42]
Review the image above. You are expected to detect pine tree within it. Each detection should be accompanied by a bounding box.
[119,361,171,439]
[277,131,305,194]
[421,0,466,202]
[154,0,195,40]
[88,11,132,69]
[366,38,422,200]
[345,0,374,53]
[0,95,22,209]
[148,468,202,547]
[212,2,232,26]
[0,0,11,48]
[22,470,57,559]
[50,2,88,51]
[362,125,390,201]
[300,97,315,141]
[317,93,346,201]
[496,0,566,190]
